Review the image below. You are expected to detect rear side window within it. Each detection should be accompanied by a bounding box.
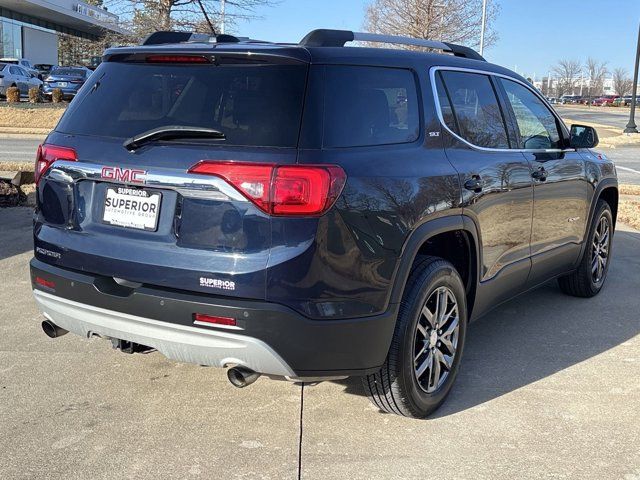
[57,61,308,148]
[500,78,561,150]
[322,66,420,148]
[437,70,509,149]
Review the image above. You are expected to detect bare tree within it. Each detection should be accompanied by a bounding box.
[363,0,500,51]
[612,67,633,96]
[552,59,581,98]
[105,0,276,41]
[584,57,608,98]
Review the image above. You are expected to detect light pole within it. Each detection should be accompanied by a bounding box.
[479,0,487,56]
[624,20,640,133]
[220,0,226,34]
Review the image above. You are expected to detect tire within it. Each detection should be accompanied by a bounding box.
[558,199,613,297]
[362,256,467,418]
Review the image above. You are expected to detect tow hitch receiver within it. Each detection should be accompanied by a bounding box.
[110,338,154,354]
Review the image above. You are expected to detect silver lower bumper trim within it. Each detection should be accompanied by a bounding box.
[33,289,295,377]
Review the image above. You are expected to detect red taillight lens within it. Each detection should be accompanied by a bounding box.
[188,162,346,216]
[189,162,274,212]
[35,276,55,289]
[35,144,77,185]
[146,55,210,64]
[193,313,236,327]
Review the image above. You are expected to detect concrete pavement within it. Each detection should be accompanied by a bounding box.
[1,207,639,479]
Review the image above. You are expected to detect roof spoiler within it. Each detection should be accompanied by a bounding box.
[299,29,485,61]
[141,31,243,46]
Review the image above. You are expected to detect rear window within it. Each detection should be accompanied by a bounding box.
[322,66,420,148]
[52,68,87,76]
[57,61,308,148]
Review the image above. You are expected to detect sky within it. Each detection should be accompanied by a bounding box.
[235,0,639,80]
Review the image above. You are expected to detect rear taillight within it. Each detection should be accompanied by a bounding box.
[188,162,346,216]
[35,144,77,185]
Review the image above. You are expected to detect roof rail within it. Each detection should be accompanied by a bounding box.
[299,29,485,61]
[141,31,242,46]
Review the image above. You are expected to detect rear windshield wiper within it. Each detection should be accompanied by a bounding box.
[123,126,226,151]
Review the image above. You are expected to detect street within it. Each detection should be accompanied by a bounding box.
[1,207,639,479]
[1,108,638,185]
[555,105,633,131]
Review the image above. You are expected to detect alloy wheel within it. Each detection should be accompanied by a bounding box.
[413,286,460,393]
[591,214,611,284]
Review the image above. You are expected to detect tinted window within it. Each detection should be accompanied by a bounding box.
[9,66,20,75]
[435,73,456,131]
[57,61,308,148]
[500,79,561,150]
[323,66,420,148]
[53,68,87,77]
[439,71,509,149]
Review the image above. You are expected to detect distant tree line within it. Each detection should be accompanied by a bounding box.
[547,58,633,98]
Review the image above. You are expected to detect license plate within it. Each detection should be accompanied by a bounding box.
[102,186,161,231]
[58,82,68,87]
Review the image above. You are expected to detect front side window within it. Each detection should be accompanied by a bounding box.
[438,70,509,149]
[322,66,420,148]
[500,78,561,150]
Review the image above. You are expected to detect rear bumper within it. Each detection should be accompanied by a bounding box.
[30,259,397,378]
[34,289,295,377]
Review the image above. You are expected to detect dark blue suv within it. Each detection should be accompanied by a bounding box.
[30,29,618,417]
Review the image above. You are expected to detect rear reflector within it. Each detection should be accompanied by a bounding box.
[188,162,346,216]
[146,55,210,64]
[193,313,237,327]
[35,276,55,289]
[35,144,77,185]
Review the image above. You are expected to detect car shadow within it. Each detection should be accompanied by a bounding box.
[0,207,34,261]
[332,228,640,417]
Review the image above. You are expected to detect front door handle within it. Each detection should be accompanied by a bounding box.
[531,167,547,181]
[464,176,483,193]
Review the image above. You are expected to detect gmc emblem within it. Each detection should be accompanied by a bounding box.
[101,167,146,184]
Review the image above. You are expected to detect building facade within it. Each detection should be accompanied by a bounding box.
[0,0,125,65]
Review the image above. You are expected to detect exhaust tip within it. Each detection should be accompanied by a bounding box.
[41,320,68,339]
[227,366,261,388]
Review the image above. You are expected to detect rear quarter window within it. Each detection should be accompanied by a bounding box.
[322,66,420,148]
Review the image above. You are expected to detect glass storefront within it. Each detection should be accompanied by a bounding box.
[0,19,23,58]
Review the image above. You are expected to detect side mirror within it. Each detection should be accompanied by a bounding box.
[569,124,599,149]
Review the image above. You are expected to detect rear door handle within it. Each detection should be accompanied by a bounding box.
[464,176,483,193]
[531,167,547,181]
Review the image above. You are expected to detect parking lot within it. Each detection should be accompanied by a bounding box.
[1,205,639,479]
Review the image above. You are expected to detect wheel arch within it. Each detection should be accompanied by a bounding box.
[388,215,481,319]
[576,179,618,266]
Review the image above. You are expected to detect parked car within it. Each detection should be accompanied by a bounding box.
[0,57,40,78]
[547,96,558,104]
[592,95,619,106]
[0,62,43,98]
[613,95,639,106]
[560,95,581,104]
[30,29,618,418]
[34,64,56,79]
[43,66,93,99]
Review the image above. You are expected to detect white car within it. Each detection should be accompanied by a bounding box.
[0,62,43,97]
[0,58,40,78]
